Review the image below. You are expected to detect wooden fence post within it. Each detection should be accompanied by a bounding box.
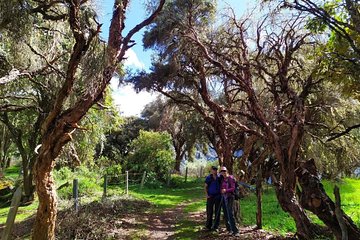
[103,175,107,198]
[200,166,203,178]
[126,171,129,196]
[140,171,146,190]
[73,179,79,212]
[184,167,188,183]
[256,166,262,229]
[1,186,22,240]
[334,185,348,240]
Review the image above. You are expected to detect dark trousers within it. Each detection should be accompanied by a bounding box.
[214,195,238,233]
[206,195,221,229]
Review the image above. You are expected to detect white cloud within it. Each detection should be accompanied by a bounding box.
[124,49,145,69]
[110,80,157,117]
[109,49,154,117]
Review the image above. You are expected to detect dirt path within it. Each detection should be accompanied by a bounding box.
[138,200,296,240]
[144,203,188,239]
[1,197,295,239]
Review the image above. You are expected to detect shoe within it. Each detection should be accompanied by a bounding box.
[233,232,240,237]
[211,228,219,232]
[228,231,233,235]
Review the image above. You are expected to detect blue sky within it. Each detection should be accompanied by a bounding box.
[97,0,254,116]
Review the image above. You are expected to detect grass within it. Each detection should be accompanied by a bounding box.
[240,178,360,235]
[323,178,360,226]
[240,186,296,235]
[129,177,204,210]
[3,165,21,180]
[0,200,38,224]
[1,165,359,239]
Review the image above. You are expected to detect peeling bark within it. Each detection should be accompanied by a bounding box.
[296,159,360,240]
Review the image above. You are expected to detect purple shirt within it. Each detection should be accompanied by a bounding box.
[221,175,235,197]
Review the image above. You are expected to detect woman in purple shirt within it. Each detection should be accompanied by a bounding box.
[214,166,239,236]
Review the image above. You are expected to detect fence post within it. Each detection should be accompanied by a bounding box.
[1,186,22,240]
[140,171,146,190]
[103,175,107,198]
[126,170,129,196]
[73,179,79,212]
[256,166,263,229]
[200,166,203,178]
[184,167,188,183]
[334,185,348,240]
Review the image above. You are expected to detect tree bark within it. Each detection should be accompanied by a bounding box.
[173,143,185,172]
[30,0,166,238]
[32,142,58,240]
[274,181,319,239]
[296,159,360,240]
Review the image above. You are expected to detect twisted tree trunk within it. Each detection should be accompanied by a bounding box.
[30,1,165,238]
[32,147,58,239]
[274,181,319,239]
[296,159,360,240]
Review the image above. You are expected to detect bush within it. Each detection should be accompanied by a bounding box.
[126,130,175,183]
[54,166,102,200]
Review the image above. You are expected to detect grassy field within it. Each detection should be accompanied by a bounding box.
[1,165,360,239]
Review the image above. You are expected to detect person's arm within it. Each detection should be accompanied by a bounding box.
[226,177,235,193]
[204,183,209,198]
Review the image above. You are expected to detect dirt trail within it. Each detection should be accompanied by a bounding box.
[1,197,295,239]
[144,203,187,239]
[137,199,293,240]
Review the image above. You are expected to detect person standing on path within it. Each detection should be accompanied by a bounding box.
[204,166,221,231]
[215,166,239,236]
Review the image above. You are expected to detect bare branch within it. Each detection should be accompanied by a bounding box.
[327,123,360,142]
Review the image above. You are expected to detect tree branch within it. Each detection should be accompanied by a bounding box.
[327,123,360,142]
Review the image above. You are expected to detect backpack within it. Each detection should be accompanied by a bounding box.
[227,176,241,200]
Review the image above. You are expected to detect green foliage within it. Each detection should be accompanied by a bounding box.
[54,166,102,200]
[96,116,148,165]
[143,0,216,51]
[127,130,175,183]
[303,81,360,177]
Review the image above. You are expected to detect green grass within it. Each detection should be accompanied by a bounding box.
[129,177,204,210]
[0,200,38,224]
[1,173,359,239]
[240,186,297,235]
[322,178,360,226]
[240,179,360,235]
[3,165,21,180]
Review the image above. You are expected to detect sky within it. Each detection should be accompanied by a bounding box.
[97,0,254,116]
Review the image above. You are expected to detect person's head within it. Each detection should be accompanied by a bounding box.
[220,166,229,177]
[211,166,218,174]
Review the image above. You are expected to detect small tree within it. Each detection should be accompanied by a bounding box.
[127,130,175,182]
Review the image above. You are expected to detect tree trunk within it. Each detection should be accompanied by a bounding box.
[296,159,360,240]
[174,157,181,172]
[22,156,36,202]
[274,182,319,239]
[173,147,184,172]
[23,169,34,202]
[222,143,233,173]
[32,143,58,240]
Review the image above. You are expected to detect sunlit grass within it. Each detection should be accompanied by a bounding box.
[240,178,360,235]
[0,199,38,224]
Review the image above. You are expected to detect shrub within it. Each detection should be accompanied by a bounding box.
[54,166,102,200]
[126,130,175,183]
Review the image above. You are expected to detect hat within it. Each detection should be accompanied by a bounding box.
[211,166,218,170]
[220,166,227,172]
